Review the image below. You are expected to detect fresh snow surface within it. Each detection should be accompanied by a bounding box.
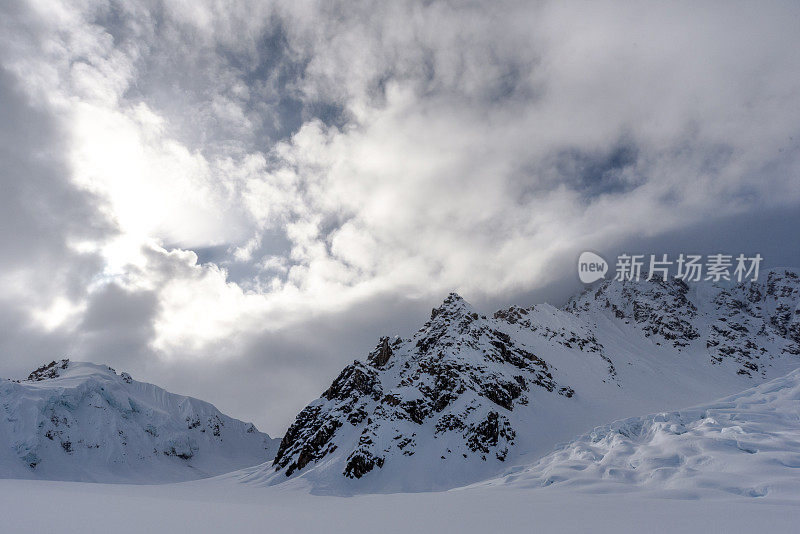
[0,360,278,483]
[1,475,798,534]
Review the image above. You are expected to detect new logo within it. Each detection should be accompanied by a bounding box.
[578,251,608,284]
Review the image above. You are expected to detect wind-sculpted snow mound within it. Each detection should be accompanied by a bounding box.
[0,360,279,483]
[481,368,800,499]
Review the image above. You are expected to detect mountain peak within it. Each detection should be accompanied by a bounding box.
[430,292,479,320]
[3,359,279,483]
[24,360,129,383]
[267,291,571,491]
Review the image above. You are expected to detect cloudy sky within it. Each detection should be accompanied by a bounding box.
[1,0,799,435]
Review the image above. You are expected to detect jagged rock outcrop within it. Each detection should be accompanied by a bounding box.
[271,293,573,487]
[26,359,71,381]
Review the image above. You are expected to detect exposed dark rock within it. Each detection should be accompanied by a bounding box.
[370,337,393,367]
[343,450,385,479]
[323,362,382,402]
[27,359,69,382]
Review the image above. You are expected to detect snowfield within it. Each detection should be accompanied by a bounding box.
[1,475,799,534]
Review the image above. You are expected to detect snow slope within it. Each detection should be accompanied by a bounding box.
[254,270,800,493]
[0,360,279,483]
[478,366,800,500]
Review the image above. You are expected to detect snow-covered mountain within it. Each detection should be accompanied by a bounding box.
[477,366,800,500]
[565,268,800,375]
[0,360,279,483]
[248,269,800,493]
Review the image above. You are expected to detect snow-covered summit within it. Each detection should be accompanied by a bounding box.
[0,359,279,483]
[250,270,800,494]
[23,359,134,384]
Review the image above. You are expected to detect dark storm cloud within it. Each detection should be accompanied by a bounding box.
[76,284,160,368]
[557,143,641,199]
[0,307,74,382]
[0,67,111,282]
[0,65,115,377]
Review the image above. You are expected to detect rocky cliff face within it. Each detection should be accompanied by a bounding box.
[257,269,800,493]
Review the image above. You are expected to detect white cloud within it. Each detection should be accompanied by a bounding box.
[37,1,800,351]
